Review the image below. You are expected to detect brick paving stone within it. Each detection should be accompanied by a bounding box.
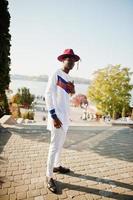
[45,194,59,200]
[0,195,9,200]
[9,193,16,200]
[17,192,27,200]
[22,174,31,180]
[36,182,45,189]
[7,176,14,182]
[57,192,68,200]
[0,188,8,195]
[31,178,39,184]
[1,167,7,173]
[19,165,26,170]
[13,175,22,181]
[7,167,18,171]
[8,187,15,194]
[15,185,29,193]
[24,179,31,184]
[34,196,44,200]
[11,180,24,187]
[27,189,41,198]
[2,182,11,188]
[24,169,32,174]
[0,171,6,177]
[77,181,88,187]
[68,177,81,183]
[6,171,12,176]
[56,175,64,180]
[85,194,95,200]
[40,188,47,195]
[66,190,80,198]
[72,195,87,200]
[13,170,24,176]
[29,184,36,190]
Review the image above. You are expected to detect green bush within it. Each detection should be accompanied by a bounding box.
[12,87,35,109]
[22,111,34,120]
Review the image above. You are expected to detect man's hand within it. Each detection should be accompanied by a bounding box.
[67,81,75,94]
[53,117,62,128]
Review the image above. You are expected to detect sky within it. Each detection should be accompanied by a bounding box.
[8,0,133,79]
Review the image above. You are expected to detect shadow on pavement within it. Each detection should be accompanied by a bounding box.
[66,171,133,190]
[0,126,12,154]
[56,171,133,199]
[2,125,133,162]
[0,126,12,187]
[90,128,133,162]
[57,180,133,200]
[6,125,50,143]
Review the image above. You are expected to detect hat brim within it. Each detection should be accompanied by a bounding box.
[57,54,80,62]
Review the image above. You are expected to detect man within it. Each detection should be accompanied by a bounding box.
[45,49,80,193]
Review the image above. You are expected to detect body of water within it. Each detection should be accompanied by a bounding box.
[9,79,133,104]
[10,79,89,97]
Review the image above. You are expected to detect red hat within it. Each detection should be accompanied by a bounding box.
[57,49,80,62]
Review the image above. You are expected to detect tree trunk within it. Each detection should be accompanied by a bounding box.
[122,107,125,118]
[112,109,116,120]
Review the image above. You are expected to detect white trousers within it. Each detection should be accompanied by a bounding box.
[46,127,67,178]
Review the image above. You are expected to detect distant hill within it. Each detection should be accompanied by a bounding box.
[11,74,90,84]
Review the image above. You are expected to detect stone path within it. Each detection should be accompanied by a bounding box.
[0,125,133,200]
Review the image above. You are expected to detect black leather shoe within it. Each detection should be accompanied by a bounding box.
[46,178,57,193]
[53,166,70,173]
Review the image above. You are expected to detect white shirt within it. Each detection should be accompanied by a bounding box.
[45,68,73,132]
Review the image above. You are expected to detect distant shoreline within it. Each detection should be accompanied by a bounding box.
[11,74,90,85]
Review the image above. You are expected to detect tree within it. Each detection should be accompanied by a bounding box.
[87,65,133,119]
[0,0,11,117]
[12,87,35,109]
[71,94,88,107]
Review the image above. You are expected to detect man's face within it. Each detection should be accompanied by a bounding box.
[63,57,75,70]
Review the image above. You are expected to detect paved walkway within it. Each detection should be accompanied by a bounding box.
[0,125,133,200]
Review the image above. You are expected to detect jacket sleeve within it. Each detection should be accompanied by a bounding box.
[45,72,58,119]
